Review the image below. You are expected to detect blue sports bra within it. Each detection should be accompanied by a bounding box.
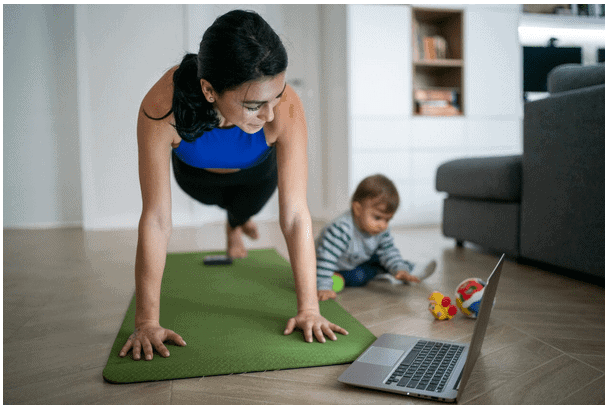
[173,126,272,169]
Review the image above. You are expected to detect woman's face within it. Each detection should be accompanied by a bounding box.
[201,72,287,134]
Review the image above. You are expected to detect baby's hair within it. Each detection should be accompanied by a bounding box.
[351,174,400,214]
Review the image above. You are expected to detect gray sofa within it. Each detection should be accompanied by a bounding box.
[436,64,604,279]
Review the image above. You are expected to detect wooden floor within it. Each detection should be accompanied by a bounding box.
[4,221,605,405]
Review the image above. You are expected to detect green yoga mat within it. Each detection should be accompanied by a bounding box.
[103,249,376,383]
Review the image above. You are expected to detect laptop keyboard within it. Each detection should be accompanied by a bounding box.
[385,340,464,392]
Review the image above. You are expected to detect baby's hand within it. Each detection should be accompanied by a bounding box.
[317,289,337,301]
[395,270,421,283]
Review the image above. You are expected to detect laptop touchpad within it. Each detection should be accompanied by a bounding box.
[357,346,404,367]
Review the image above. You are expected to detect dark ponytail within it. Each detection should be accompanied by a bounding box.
[145,10,288,142]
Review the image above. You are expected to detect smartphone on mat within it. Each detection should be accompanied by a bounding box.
[203,255,233,266]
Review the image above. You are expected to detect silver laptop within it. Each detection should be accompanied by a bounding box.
[338,254,505,403]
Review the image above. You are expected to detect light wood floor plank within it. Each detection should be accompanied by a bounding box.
[463,354,603,405]
[557,375,605,405]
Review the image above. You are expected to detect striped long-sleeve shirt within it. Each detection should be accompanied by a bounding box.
[315,211,411,290]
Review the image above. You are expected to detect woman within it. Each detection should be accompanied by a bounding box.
[118,10,348,362]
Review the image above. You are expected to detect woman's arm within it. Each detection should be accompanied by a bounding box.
[119,68,187,360]
[134,101,173,328]
[274,85,348,343]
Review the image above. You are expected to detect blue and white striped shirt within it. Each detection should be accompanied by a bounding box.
[315,211,411,290]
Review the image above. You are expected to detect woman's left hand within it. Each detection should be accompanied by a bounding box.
[284,310,349,343]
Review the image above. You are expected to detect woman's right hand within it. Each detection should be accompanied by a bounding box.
[119,323,187,360]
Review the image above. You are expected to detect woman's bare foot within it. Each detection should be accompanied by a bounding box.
[241,219,259,240]
[226,220,259,259]
[226,223,248,259]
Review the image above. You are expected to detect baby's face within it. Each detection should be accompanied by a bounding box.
[352,198,395,236]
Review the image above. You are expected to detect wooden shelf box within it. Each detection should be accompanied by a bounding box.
[412,7,464,116]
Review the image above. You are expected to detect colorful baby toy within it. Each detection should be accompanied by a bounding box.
[428,291,458,320]
[455,278,487,319]
[332,273,345,293]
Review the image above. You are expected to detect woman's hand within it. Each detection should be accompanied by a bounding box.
[284,310,349,343]
[119,323,187,360]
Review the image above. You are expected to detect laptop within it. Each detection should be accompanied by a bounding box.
[338,254,505,403]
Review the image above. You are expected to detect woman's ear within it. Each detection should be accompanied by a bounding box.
[200,79,216,103]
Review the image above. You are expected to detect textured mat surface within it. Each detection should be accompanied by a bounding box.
[103,249,376,383]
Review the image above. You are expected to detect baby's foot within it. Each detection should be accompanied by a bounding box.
[226,223,248,259]
[410,260,437,281]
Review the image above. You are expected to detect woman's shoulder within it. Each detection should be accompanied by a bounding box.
[277,83,304,120]
[140,65,178,119]
[266,83,305,139]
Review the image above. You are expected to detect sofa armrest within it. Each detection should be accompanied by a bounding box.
[436,155,522,201]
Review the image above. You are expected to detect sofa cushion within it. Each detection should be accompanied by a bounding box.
[436,155,522,201]
[548,63,605,94]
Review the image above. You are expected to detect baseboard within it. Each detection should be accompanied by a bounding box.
[3,221,83,230]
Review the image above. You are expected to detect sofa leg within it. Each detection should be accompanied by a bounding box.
[456,240,464,247]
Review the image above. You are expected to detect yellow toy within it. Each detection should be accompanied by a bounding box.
[428,291,458,320]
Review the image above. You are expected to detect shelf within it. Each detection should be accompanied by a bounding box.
[417,111,463,117]
[520,12,605,30]
[412,7,464,117]
[414,59,463,67]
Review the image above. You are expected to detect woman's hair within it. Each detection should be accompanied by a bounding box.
[351,174,400,214]
[145,10,288,142]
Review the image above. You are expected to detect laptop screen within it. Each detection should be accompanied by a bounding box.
[456,254,505,399]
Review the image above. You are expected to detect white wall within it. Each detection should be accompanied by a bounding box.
[4,5,81,228]
[320,5,351,219]
[75,5,185,230]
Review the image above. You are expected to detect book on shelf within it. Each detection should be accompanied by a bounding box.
[415,88,460,115]
[418,105,461,116]
[414,89,457,102]
[423,36,447,59]
[413,20,421,60]
[423,37,435,59]
[433,36,447,59]
[418,100,449,107]
[571,4,604,17]
[413,21,448,61]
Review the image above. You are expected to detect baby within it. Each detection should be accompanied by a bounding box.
[316,174,437,301]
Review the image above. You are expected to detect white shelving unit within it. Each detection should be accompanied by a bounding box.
[519,12,605,30]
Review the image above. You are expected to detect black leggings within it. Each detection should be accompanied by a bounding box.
[172,147,278,228]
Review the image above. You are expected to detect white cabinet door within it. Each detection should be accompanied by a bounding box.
[464,7,521,118]
[348,5,411,117]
